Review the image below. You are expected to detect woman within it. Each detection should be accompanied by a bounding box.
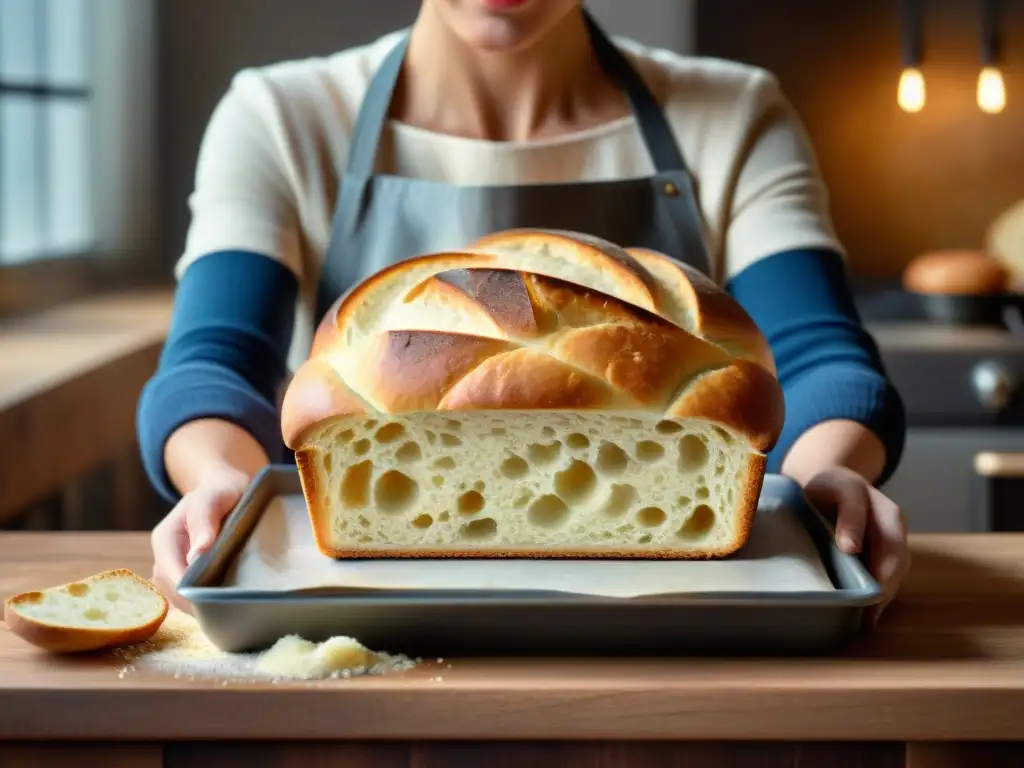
[139,0,908,622]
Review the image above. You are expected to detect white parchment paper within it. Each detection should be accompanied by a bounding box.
[222,495,835,597]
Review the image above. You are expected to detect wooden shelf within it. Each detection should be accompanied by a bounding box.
[0,291,172,522]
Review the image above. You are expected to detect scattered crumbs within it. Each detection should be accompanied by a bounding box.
[114,610,417,683]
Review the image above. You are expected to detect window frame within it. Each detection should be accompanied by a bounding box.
[0,0,162,319]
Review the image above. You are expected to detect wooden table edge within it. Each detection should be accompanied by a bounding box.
[1,686,1023,741]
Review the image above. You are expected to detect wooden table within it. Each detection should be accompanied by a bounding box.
[2,533,1024,767]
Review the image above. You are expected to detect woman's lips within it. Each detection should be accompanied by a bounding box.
[479,0,531,11]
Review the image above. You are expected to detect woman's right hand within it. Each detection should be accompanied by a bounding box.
[153,419,271,610]
[150,466,252,611]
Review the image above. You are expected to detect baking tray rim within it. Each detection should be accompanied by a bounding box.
[178,465,883,609]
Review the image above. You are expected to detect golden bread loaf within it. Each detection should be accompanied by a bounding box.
[281,229,784,559]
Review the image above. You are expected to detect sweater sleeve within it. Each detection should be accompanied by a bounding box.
[137,251,298,503]
[726,248,906,486]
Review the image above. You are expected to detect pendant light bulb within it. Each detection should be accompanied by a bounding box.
[977,66,1006,114]
[898,67,926,113]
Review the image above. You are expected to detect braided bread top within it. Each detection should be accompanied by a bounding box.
[282,229,784,453]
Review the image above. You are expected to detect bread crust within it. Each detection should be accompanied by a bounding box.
[551,322,728,407]
[470,229,659,312]
[3,569,168,653]
[438,349,620,410]
[426,269,540,337]
[282,359,368,449]
[666,359,785,453]
[334,251,497,336]
[365,331,519,413]
[628,247,777,374]
[309,297,344,359]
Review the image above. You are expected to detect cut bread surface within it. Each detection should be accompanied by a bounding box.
[282,229,784,560]
[297,412,764,559]
[4,569,168,653]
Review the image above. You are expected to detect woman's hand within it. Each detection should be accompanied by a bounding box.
[153,419,270,610]
[803,466,909,627]
[781,419,908,628]
[150,465,252,612]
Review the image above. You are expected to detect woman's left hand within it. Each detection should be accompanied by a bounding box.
[802,466,909,627]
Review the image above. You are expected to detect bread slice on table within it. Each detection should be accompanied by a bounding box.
[281,229,785,560]
[4,569,168,653]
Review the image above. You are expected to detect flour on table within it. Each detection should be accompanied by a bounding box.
[114,610,417,682]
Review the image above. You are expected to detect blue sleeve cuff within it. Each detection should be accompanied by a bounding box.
[137,363,284,504]
[765,365,906,485]
[727,249,906,486]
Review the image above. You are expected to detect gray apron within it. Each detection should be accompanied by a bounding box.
[316,11,711,319]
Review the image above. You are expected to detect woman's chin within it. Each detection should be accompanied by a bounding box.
[462,18,536,52]
[431,0,580,53]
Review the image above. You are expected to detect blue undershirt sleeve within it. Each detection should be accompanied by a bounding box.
[726,249,906,486]
[136,251,298,503]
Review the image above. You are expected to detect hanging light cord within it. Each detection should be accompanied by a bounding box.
[901,0,923,67]
[981,0,1001,66]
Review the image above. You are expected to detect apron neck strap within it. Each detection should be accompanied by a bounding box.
[345,10,688,178]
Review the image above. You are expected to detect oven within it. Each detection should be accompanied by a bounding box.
[885,428,1024,532]
[974,448,1024,532]
[868,321,1024,533]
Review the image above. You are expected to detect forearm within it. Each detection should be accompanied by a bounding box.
[137,251,298,502]
[727,248,906,486]
[780,419,886,487]
[165,418,271,495]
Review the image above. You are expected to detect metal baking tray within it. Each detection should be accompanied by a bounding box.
[178,466,882,656]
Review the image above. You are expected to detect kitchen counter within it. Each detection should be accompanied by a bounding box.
[2,533,1024,767]
[0,291,172,523]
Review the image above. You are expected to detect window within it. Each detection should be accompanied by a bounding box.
[0,0,92,265]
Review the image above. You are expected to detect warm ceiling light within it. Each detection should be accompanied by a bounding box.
[978,0,1006,114]
[898,0,926,113]
[978,66,1006,114]
[898,68,927,113]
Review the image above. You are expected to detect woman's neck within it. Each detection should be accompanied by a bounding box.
[395,5,628,142]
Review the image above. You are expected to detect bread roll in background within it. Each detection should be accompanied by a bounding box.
[282,229,785,560]
[902,250,1010,295]
[987,200,1024,291]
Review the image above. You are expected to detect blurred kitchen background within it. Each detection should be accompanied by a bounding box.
[2,0,1024,536]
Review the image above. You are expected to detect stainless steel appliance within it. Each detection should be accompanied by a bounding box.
[861,289,1024,533]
